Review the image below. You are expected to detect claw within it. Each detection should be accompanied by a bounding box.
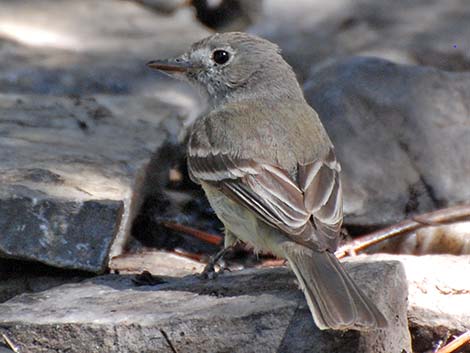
[198,246,233,280]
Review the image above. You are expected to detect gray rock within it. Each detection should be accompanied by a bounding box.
[0,94,190,272]
[0,275,85,304]
[0,196,122,272]
[253,0,470,79]
[363,254,470,352]
[303,57,470,226]
[0,346,14,353]
[0,0,212,272]
[388,255,470,332]
[190,0,264,31]
[133,0,264,31]
[0,260,410,353]
[132,0,187,14]
[0,259,88,303]
[366,221,470,255]
[0,0,209,95]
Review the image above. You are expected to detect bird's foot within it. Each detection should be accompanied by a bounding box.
[199,246,232,280]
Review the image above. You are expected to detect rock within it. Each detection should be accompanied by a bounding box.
[0,259,89,303]
[0,345,14,353]
[0,275,84,304]
[252,0,470,79]
[368,221,470,255]
[407,222,470,255]
[132,0,187,15]
[108,250,205,277]
[303,57,470,227]
[191,0,264,31]
[363,254,470,352]
[0,94,190,272]
[279,257,411,353]
[0,0,210,95]
[0,260,410,353]
[0,0,215,272]
[397,255,470,332]
[0,195,122,272]
[132,0,265,31]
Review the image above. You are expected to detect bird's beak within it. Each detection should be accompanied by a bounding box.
[146,58,195,73]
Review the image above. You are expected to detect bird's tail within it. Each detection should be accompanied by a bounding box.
[284,246,387,330]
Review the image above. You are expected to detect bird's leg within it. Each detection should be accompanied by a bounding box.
[200,247,232,279]
[199,246,233,279]
[200,230,238,279]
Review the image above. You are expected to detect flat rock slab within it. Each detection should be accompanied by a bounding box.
[0,94,188,272]
[304,57,470,226]
[359,254,470,352]
[371,255,470,332]
[0,260,410,353]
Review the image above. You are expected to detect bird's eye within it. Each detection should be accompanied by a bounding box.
[212,50,230,65]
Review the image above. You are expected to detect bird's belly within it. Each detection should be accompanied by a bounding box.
[201,183,286,257]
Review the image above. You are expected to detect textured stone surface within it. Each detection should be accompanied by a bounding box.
[0,260,410,353]
[2,0,469,247]
[0,0,209,95]
[369,221,470,255]
[253,0,470,79]
[0,274,85,304]
[390,255,470,332]
[0,94,189,271]
[304,57,470,226]
[0,197,122,272]
[0,0,212,272]
[363,254,470,352]
[0,259,89,303]
[109,250,205,276]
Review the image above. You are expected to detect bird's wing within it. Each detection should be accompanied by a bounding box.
[188,148,343,251]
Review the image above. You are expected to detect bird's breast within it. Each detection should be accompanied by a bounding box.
[201,182,289,257]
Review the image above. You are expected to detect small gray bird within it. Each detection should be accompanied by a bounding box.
[147,32,387,330]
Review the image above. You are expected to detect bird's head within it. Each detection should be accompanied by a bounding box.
[147,32,302,106]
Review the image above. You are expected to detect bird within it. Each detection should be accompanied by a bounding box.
[147,32,387,330]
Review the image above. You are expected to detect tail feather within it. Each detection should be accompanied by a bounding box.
[284,246,387,330]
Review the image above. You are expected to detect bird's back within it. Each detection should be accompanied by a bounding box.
[189,97,332,179]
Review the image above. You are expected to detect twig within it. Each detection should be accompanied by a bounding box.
[2,333,20,353]
[162,221,223,246]
[435,331,470,353]
[173,248,206,262]
[336,204,470,259]
[160,329,179,353]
